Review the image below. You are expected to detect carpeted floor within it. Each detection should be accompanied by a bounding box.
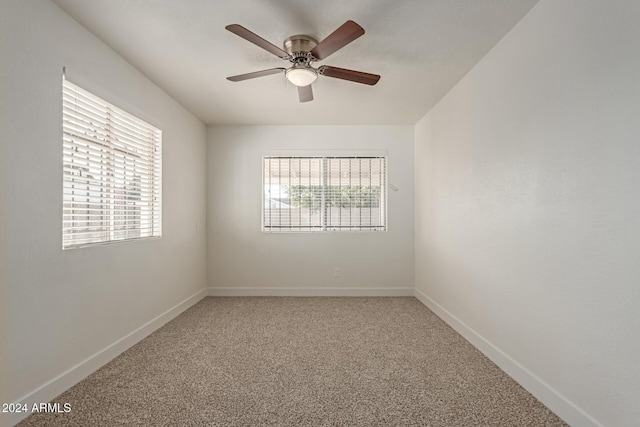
[19,297,567,426]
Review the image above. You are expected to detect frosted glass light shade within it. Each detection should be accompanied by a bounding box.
[285,67,317,87]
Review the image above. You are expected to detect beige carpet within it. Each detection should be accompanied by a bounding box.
[19,297,567,426]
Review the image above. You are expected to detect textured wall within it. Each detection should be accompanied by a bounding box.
[207,125,414,294]
[0,0,207,409]
[415,0,640,425]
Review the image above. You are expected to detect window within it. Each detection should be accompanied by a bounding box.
[62,79,162,249]
[263,156,386,232]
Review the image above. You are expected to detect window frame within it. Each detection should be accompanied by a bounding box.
[261,154,388,233]
[62,78,162,249]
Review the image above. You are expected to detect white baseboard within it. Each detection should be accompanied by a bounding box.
[414,288,602,427]
[6,289,207,427]
[207,287,414,297]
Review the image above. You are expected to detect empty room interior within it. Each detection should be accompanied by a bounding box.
[1,0,639,426]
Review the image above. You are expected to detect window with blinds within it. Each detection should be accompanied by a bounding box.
[263,156,386,232]
[62,79,162,249]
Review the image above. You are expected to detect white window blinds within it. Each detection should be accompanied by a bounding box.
[62,79,162,249]
[263,156,386,232]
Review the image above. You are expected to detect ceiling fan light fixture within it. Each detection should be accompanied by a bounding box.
[285,66,317,87]
[225,22,380,102]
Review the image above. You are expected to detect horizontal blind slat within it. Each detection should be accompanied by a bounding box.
[63,180,161,192]
[63,125,158,156]
[64,82,158,132]
[62,153,156,173]
[62,99,158,142]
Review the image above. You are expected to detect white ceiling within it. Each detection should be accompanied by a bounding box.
[51,0,539,125]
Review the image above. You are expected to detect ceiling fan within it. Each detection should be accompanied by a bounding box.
[225,20,380,102]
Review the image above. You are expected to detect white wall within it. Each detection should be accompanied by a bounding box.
[414,0,640,426]
[207,126,414,295]
[0,0,207,418]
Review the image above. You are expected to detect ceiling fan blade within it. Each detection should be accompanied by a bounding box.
[298,85,313,103]
[226,24,290,59]
[319,66,380,85]
[310,20,365,60]
[227,68,285,82]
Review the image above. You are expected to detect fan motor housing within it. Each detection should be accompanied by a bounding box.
[283,35,318,61]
